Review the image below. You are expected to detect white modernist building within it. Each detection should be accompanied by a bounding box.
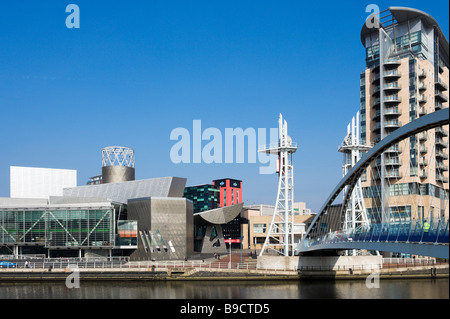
[10,166,77,199]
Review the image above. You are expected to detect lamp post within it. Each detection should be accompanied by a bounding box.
[240,236,243,268]
[228,238,232,269]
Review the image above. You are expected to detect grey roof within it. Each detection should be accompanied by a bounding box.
[0,196,113,209]
[48,196,112,205]
[194,203,244,225]
[0,197,48,208]
[63,177,187,204]
[360,7,449,60]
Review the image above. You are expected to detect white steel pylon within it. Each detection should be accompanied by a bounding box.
[259,114,297,256]
[338,111,371,255]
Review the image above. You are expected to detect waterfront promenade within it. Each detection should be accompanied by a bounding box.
[0,252,448,281]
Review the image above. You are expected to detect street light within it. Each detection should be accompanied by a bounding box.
[240,236,243,268]
[228,237,232,269]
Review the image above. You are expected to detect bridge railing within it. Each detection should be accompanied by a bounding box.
[305,219,449,249]
[300,111,450,257]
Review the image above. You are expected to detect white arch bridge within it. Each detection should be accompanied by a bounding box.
[295,109,449,259]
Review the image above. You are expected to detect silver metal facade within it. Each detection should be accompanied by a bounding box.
[63,177,187,204]
[102,166,135,184]
[193,203,244,254]
[127,197,194,261]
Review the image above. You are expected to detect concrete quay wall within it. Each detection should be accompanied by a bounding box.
[257,255,384,271]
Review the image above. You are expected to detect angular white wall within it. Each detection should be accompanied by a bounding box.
[10,166,77,199]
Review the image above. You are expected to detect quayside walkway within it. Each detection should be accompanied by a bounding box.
[1,252,447,273]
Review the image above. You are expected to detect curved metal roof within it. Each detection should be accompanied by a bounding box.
[194,203,243,225]
[360,7,449,60]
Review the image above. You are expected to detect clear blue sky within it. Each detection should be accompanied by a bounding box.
[0,0,448,211]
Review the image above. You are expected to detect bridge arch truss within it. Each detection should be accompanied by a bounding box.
[296,109,449,258]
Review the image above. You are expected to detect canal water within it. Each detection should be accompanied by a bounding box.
[0,278,448,299]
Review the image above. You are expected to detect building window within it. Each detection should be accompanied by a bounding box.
[223,189,227,206]
[417,206,425,220]
[389,206,411,222]
[253,224,267,233]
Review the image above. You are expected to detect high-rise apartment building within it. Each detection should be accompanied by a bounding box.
[360,7,449,224]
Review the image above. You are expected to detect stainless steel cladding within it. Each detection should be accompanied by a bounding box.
[101,146,135,183]
[63,177,187,204]
[127,197,194,260]
[102,165,135,184]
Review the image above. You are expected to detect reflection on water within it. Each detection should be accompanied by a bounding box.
[0,279,448,299]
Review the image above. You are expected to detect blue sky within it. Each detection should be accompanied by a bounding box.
[0,0,448,211]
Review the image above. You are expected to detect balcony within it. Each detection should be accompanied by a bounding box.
[374,171,402,180]
[418,82,427,91]
[435,101,444,110]
[384,107,401,116]
[418,107,427,117]
[418,94,427,104]
[436,137,448,148]
[384,58,401,66]
[419,132,427,141]
[371,134,382,146]
[435,91,448,102]
[419,170,428,179]
[372,97,381,107]
[418,69,427,78]
[384,94,401,103]
[372,85,380,96]
[385,145,402,153]
[435,78,448,92]
[384,158,402,166]
[372,72,381,84]
[419,145,427,154]
[375,157,402,167]
[436,150,448,160]
[372,110,381,120]
[384,169,402,179]
[383,82,402,91]
[383,70,401,78]
[419,158,428,166]
[384,119,401,129]
[436,173,449,183]
[436,163,449,172]
[436,127,449,137]
[439,60,445,73]
[372,121,381,132]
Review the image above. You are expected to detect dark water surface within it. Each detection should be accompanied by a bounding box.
[0,278,448,299]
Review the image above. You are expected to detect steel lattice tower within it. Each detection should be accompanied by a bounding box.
[338,111,371,255]
[259,114,297,256]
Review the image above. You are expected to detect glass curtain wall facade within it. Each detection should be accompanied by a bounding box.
[183,184,220,214]
[0,207,115,249]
